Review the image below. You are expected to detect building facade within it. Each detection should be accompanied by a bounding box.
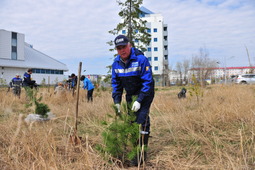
[0,29,68,85]
[120,7,169,86]
[169,66,255,85]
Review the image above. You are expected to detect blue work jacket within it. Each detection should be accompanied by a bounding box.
[112,47,154,104]
[23,72,32,86]
[83,78,94,91]
[11,77,23,87]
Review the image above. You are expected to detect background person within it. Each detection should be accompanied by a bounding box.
[23,68,36,89]
[111,35,155,165]
[70,73,77,96]
[80,75,94,102]
[10,73,23,98]
[54,82,66,96]
[70,73,77,89]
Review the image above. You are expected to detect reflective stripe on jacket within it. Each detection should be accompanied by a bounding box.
[11,77,23,87]
[112,47,154,104]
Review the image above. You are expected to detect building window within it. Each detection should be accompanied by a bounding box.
[164,55,168,60]
[32,69,64,75]
[154,66,158,71]
[148,47,151,52]
[154,57,158,61]
[11,32,17,60]
[164,36,167,41]
[36,69,41,73]
[12,32,17,39]
[154,47,158,51]
[12,39,17,46]
[147,29,151,33]
[11,46,17,60]
[135,29,138,33]
[164,27,167,31]
[164,45,168,50]
[148,57,151,61]
[153,28,157,32]
[154,38,158,42]
[11,52,17,60]
[122,30,126,34]
[135,39,139,43]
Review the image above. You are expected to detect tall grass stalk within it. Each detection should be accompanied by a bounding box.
[0,85,254,169]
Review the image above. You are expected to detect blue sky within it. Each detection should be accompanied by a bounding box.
[0,0,254,75]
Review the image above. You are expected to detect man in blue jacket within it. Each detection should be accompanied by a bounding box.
[111,35,155,165]
[81,75,94,102]
[23,68,36,89]
[10,73,23,98]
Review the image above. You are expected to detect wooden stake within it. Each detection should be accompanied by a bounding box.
[75,62,82,132]
[48,76,50,93]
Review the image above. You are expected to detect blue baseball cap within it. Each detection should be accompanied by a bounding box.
[114,35,129,47]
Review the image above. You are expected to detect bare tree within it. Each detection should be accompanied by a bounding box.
[191,47,217,86]
[175,59,190,85]
[176,61,183,85]
[182,59,190,84]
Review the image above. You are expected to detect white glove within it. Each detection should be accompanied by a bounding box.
[132,101,141,112]
[115,103,121,113]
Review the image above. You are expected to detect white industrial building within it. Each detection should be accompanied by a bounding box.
[120,7,169,86]
[0,29,68,85]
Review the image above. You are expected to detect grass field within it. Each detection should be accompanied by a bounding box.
[0,84,255,169]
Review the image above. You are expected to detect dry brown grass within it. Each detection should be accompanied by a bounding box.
[0,85,255,169]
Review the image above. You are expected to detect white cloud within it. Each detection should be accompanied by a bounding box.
[0,0,254,74]
[143,0,255,69]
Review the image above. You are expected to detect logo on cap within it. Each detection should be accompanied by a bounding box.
[114,35,129,47]
[115,38,124,44]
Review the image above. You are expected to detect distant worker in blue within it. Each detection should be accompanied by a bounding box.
[70,73,77,89]
[23,68,36,89]
[10,73,23,98]
[69,73,78,96]
[80,75,94,102]
[111,35,155,165]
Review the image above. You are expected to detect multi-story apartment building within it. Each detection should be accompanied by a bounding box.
[120,7,169,86]
[0,29,68,85]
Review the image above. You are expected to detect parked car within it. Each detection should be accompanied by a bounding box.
[235,74,255,84]
[229,75,238,83]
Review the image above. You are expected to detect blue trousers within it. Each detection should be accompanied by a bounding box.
[127,94,154,133]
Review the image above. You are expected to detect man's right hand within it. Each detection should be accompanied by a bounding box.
[115,103,121,113]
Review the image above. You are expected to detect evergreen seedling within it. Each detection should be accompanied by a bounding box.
[25,87,50,118]
[35,101,50,118]
[97,101,141,164]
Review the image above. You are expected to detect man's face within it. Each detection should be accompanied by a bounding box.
[116,43,131,61]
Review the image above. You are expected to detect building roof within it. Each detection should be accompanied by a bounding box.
[0,43,68,71]
[140,6,154,14]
